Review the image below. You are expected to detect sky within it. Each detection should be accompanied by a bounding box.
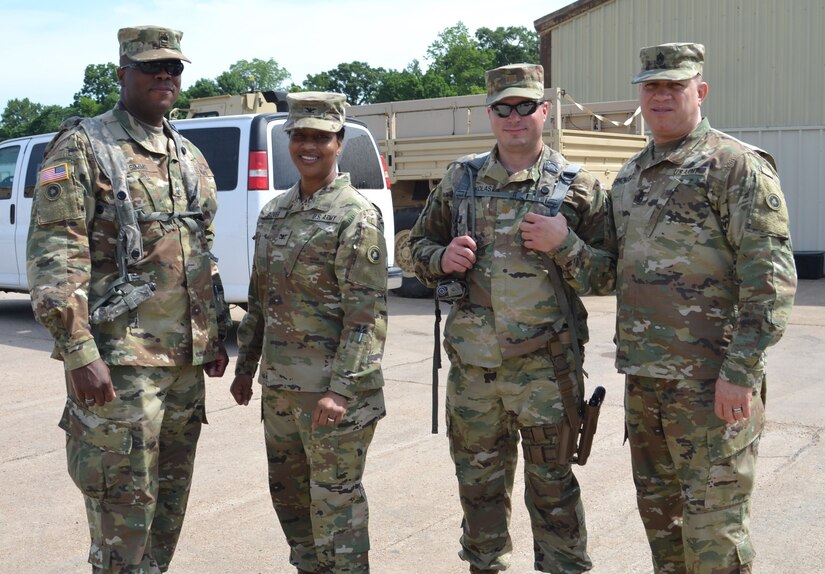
[3,0,572,109]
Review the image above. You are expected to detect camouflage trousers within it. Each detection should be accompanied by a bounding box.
[59,364,205,574]
[261,386,385,574]
[625,375,764,574]
[445,343,592,574]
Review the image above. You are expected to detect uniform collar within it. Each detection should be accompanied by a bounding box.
[481,145,559,185]
[286,173,352,211]
[645,117,711,167]
[112,103,174,155]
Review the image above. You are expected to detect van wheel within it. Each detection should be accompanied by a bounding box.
[392,208,433,299]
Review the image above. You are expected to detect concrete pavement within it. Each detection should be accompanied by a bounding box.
[1,279,823,573]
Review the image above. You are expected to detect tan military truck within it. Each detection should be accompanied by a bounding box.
[176,89,647,297]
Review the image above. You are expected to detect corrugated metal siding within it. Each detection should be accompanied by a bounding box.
[543,0,825,128]
[726,127,825,252]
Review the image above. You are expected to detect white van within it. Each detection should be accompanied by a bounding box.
[0,113,401,303]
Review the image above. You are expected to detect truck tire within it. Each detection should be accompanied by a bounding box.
[392,208,433,298]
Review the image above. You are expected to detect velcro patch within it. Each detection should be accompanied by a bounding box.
[39,163,69,185]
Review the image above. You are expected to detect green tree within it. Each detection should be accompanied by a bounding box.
[373,61,430,103]
[74,63,120,105]
[424,22,490,97]
[302,62,386,105]
[217,58,290,94]
[69,63,121,117]
[1,98,45,139]
[475,26,539,68]
[28,105,69,135]
[177,78,221,113]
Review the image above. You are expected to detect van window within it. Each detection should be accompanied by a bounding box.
[176,127,241,192]
[24,142,47,198]
[0,145,21,200]
[270,126,384,191]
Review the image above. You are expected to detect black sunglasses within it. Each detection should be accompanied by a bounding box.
[489,100,543,118]
[121,61,185,77]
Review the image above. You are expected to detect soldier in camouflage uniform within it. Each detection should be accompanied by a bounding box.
[26,26,230,574]
[230,92,387,574]
[606,43,797,573]
[409,64,615,574]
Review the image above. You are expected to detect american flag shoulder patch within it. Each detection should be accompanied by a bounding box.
[39,163,69,185]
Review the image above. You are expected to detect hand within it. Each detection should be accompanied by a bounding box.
[714,376,753,424]
[519,211,569,253]
[230,374,254,406]
[441,235,477,274]
[311,391,349,430]
[70,359,116,407]
[204,341,229,378]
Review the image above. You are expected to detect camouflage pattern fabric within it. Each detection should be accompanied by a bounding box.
[283,91,347,133]
[632,42,704,84]
[27,105,229,370]
[610,119,796,387]
[625,375,763,574]
[235,173,388,572]
[27,104,228,573]
[235,173,387,398]
[410,145,612,573]
[59,364,205,573]
[262,386,384,574]
[410,145,615,369]
[118,26,190,63]
[605,119,797,573]
[485,63,544,105]
[445,342,591,573]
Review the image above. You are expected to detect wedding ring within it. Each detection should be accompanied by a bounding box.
[732,407,743,414]
[327,417,335,421]
[85,398,96,406]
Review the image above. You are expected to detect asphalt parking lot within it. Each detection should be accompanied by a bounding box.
[1,280,823,573]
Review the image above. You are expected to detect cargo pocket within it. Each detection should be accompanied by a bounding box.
[58,400,133,500]
[704,395,764,509]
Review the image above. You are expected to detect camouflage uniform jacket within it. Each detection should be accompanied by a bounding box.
[235,174,387,399]
[27,105,228,370]
[610,118,797,387]
[409,145,616,369]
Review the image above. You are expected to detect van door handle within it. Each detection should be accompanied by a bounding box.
[9,204,14,225]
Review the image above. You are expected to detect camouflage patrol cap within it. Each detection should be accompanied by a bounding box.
[284,92,347,132]
[485,63,544,105]
[118,26,191,64]
[632,42,704,84]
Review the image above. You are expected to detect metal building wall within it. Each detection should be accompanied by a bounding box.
[728,128,825,251]
[537,0,825,251]
[539,0,825,128]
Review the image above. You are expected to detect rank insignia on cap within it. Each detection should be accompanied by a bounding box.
[367,246,381,264]
[40,163,68,185]
[766,193,783,210]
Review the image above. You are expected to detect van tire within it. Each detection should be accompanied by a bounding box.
[392,208,433,299]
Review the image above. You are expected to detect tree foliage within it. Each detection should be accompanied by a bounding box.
[1,22,540,138]
[303,62,386,105]
[221,58,291,93]
[0,98,72,139]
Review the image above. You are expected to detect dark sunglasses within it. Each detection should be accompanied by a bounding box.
[489,100,543,118]
[121,61,185,77]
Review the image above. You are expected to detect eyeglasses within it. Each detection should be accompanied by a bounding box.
[489,100,543,118]
[288,132,336,144]
[121,61,185,77]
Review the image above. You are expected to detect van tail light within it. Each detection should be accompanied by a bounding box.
[380,155,392,190]
[248,151,268,190]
